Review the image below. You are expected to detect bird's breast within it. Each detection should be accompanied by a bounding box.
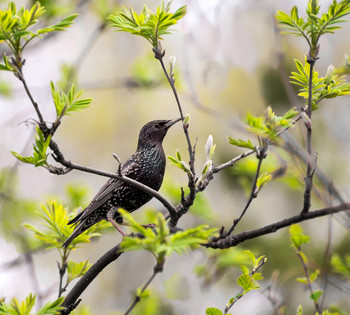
[122,146,166,191]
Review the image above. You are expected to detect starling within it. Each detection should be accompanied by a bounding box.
[62,118,180,248]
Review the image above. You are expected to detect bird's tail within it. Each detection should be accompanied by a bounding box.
[62,221,86,249]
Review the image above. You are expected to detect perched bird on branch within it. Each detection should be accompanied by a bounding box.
[62,118,180,248]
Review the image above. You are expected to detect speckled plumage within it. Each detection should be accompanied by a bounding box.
[62,119,180,248]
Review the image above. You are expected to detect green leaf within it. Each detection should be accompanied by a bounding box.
[237,274,256,293]
[228,137,255,150]
[240,264,250,275]
[167,155,193,176]
[243,250,256,264]
[0,293,36,315]
[205,308,223,315]
[310,269,320,282]
[296,277,308,284]
[120,209,217,259]
[36,297,64,315]
[289,224,310,248]
[24,201,110,250]
[331,253,350,277]
[67,260,92,284]
[252,272,263,281]
[11,127,51,168]
[108,3,187,47]
[310,290,323,303]
[0,2,78,57]
[256,172,272,191]
[296,305,303,315]
[51,81,92,121]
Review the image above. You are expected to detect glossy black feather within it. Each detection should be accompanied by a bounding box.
[62,119,179,248]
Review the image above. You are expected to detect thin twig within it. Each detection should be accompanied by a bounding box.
[16,67,45,125]
[153,44,195,176]
[224,257,267,314]
[124,260,164,315]
[296,247,321,313]
[49,146,177,217]
[226,149,266,235]
[205,202,350,249]
[320,216,333,309]
[302,57,316,213]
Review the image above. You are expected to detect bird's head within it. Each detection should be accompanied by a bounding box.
[138,118,181,148]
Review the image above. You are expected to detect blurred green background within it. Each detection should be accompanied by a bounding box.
[1,0,350,314]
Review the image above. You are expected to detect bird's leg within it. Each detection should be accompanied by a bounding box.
[107,207,125,237]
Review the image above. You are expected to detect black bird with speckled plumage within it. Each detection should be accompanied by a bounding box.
[62,119,180,248]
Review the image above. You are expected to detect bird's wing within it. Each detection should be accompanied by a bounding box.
[74,157,142,223]
[73,178,123,223]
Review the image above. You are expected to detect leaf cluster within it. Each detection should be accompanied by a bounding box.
[10,127,51,168]
[0,293,63,315]
[296,305,338,315]
[168,149,193,176]
[66,260,92,286]
[229,106,298,148]
[331,253,350,278]
[107,2,186,48]
[276,0,350,56]
[291,59,350,109]
[289,224,310,249]
[10,82,92,168]
[51,81,92,122]
[23,201,109,251]
[205,251,266,315]
[120,209,217,262]
[0,1,77,69]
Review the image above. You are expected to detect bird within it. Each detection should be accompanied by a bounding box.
[62,118,180,248]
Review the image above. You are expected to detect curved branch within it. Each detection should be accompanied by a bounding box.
[205,202,350,249]
[60,244,123,314]
[49,139,177,217]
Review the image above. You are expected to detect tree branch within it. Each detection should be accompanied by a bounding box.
[60,244,123,314]
[205,202,350,249]
[48,141,177,217]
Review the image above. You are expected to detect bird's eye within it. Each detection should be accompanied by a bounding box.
[154,123,160,129]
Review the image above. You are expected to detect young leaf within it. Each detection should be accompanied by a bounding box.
[240,264,250,275]
[167,155,193,176]
[24,201,110,250]
[108,2,187,48]
[289,224,310,248]
[310,269,320,282]
[0,293,36,315]
[310,290,323,303]
[67,260,92,284]
[296,277,309,284]
[0,1,78,59]
[228,137,255,150]
[237,274,256,293]
[256,172,272,191]
[36,297,64,315]
[205,308,223,315]
[11,127,51,168]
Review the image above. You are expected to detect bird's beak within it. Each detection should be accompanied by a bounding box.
[164,118,181,129]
